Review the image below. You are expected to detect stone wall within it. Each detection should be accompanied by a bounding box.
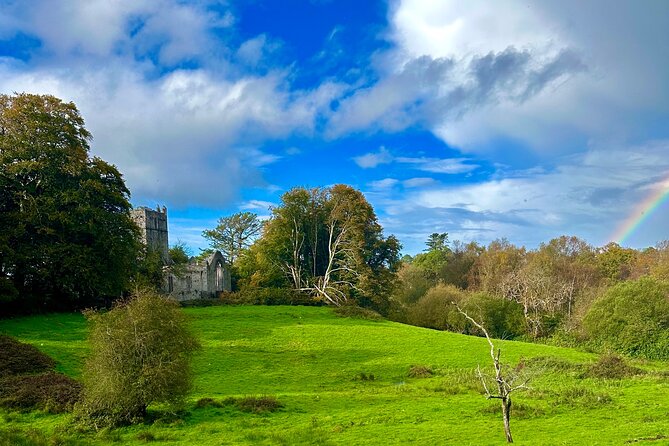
[130,206,169,262]
[165,251,231,301]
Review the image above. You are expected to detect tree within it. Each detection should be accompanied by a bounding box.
[425,232,450,252]
[0,93,139,313]
[169,241,192,265]
[76,289,199,428]
[583,277,669,359]
[455,305,530,443]
[202,212,262,265]
[260,185,401,312]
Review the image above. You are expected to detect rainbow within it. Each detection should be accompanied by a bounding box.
[610,179,669,245]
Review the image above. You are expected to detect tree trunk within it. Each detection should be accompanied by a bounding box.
[501,396,513,443]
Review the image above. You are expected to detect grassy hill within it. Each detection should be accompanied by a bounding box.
[1,306,668,445]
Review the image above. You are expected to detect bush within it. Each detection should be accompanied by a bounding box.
[0,372,81,413]
[407,284,466,331]
[76,289,200,428]
[460,293,526,339]
[0,335,55,377]
[333,305,383,321]
[582,354,644,379]
[235,396,283,413]
[408,365,433,378]
[222,287,317,306]
[407,286,526,339]
[583,277,669,359]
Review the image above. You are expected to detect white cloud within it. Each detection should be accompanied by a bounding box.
[369,178,400,190]
[0,1,344,208]
[371,141,669,253]
[402,177,435,188]
[353,147,393,168]
[353,148,478,174]
[239,200,275,212]
[388,0,669,154]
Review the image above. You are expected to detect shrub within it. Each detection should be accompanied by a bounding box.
[235,396,283,414]
[76,289,200,428]
[222,287,317,306]
[0,372,81,413]
[333,305,383,321]
[583,277,669,359]
[408,365,433,378]
[460,292,526,339]
[582,354,644,379]
[407,284,466,331]
[0,335,55,376]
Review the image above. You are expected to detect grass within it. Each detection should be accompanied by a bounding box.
[0,305,668,445]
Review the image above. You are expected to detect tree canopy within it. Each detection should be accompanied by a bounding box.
[253,185,401,312]
[202,212,261,265]
[0,93,139,313]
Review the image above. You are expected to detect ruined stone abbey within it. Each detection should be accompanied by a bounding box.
[131,206,231,300]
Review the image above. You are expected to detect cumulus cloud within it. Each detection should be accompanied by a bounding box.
[0,1,342,208]
[327,47,585,137]
[389,0,669,153]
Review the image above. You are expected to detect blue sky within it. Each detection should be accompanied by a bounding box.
[1,0,669,254]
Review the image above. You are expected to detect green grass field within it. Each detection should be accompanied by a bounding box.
[1,306,668,445]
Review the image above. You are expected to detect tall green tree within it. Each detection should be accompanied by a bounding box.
[260,185,401,312]
[202,211,261,265]
[0,93,139,313]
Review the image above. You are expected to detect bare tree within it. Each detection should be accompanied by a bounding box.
[455,304,530,443]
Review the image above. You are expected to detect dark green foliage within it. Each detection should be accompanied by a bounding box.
[179,298,224,308]
[202,212,262,265]
[235,396,284,414]
[0,93,139,314]
[407,286,526,339]
[76,289,199,428]
[0,334,55,376]
[259,185,401,312]
[583,277,669,359]
[461,292,526,339]
[582,354,644,379]
[393,263,433,305]
[0,372,81,413]
[407,365,433,378]
[407,284,466,331]
[169,241,191,265]
[223,287,317,306]
[332,305,383,321]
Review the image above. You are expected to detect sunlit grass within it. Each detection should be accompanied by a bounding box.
[1,305,668,445]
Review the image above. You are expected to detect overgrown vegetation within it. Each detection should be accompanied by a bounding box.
[0,334,80,413]
[0,335,55,376]
[75,289,199,428]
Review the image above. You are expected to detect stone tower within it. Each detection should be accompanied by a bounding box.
[130,206,169,262]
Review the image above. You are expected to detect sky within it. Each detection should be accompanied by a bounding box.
[1,0,669,255]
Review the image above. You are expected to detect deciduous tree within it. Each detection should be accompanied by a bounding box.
[0,93,139,313]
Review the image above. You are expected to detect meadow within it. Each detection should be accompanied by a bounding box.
[1,306,668,445]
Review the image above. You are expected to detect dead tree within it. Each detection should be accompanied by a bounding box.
[455,305,530,443]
